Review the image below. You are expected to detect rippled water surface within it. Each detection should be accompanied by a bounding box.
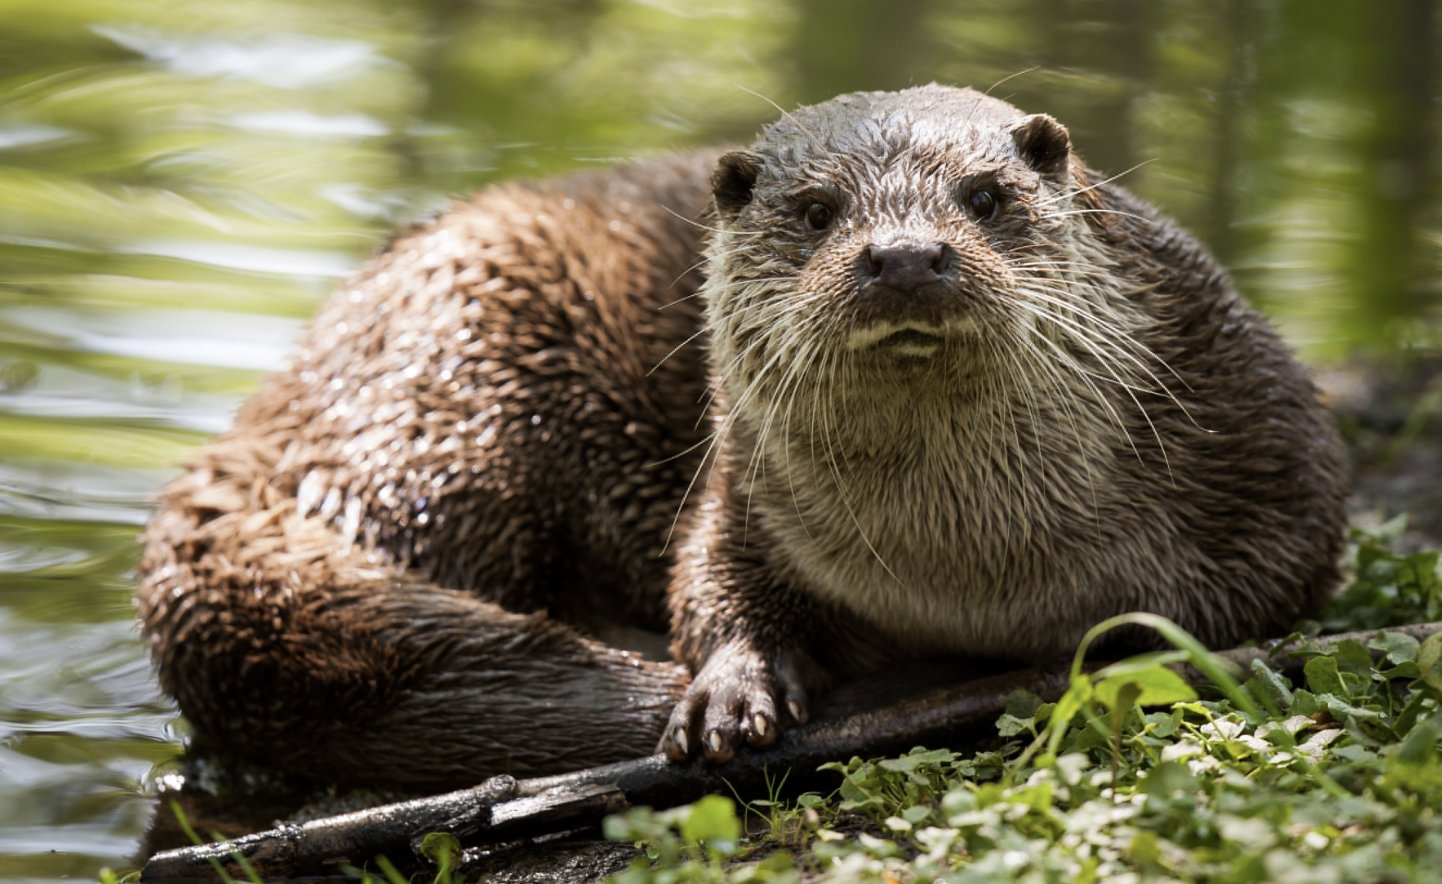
[1,0,1439,878]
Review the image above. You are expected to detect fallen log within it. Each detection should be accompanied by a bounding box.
[141,622,1442,881]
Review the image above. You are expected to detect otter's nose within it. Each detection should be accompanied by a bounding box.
[860,243,949,293]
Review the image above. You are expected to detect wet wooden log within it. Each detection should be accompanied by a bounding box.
[141,622,1442,881]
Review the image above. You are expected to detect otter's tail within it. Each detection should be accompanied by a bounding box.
[137,444,687,791]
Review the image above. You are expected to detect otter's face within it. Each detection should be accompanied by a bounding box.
[702,85,1101,403]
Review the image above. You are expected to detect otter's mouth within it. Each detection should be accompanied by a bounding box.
[845,320,974,355]
[876,329,944,349]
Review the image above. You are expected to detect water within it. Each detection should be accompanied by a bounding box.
[1,0,1438,878]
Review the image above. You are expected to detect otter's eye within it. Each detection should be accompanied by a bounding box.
[967,188,998,221]
[804,202,834,231]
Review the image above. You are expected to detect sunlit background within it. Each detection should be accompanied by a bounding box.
[0,0,1438,878]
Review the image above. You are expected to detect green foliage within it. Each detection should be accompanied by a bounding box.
[605,528,1442,882]
[1317,517,1442,631]
[169,800,260,884]
[415,832,461,884]
[604,795,798,883]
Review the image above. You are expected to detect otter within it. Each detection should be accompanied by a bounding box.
[137,85,1348,788]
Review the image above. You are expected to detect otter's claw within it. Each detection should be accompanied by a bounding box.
[661,643,814,764]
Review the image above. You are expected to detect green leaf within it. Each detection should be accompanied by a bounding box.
[1005,690,1045,718]
[417,831,460,880]
[1125,830,1162,867]
[880,748,954,772]
[1304,655,1347,696]
[679,794,741,845]
[1333,640,1375,676]
[1418,632,1442,696]
[1106,680,1144,738]
[997,691,1045,737]
[1148,710,1180,738]
[1395,715,1442,766]
[1071,613,1262,719]
[1139,760,1199,797]
[1369,631,1421,665]
[1246,660,1294,712]
[902,804,933,823]
[1320,694,1386,723]
[1094,665,1198,710]
[1043,675,1094,760]
[997,713,1035,737]
[1395,689,1431,735]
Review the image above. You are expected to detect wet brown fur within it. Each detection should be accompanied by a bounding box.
[139,154,717,788]
[138,86,1348,787]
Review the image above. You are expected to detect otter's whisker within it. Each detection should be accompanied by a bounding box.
[1048,207,1151,224]
[1038,159,1158,206]
[666,328,780,549]
[1013,280,1202,423]
[660,204,763,238]
[816,344,903,587]
[779,338,818,541]
[1000,325,1102,527]
[648,324,712,376]
[742,337,812,542]
[1011,305,1148,466]
[1013,299,1175,482]
[985,65,1041,97]
[989,341,1042,550]
[736,84,825,152]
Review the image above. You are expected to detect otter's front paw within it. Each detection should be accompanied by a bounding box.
[660,642,818,764]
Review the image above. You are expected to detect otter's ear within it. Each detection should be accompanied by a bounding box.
[712,150,762,218]
[1011,114,1071,176]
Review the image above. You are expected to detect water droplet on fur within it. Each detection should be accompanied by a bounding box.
[320,488,342,519]
[296,471,325,516]
[340,497,362,546]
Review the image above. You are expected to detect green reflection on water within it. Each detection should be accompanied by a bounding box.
[0,0,1438,879]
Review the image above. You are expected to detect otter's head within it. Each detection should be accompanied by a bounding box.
[701,84,1143,427]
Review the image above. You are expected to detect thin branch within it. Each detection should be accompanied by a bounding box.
[141,621,1442,880]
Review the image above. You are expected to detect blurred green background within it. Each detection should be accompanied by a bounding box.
[0,0,1438,878]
